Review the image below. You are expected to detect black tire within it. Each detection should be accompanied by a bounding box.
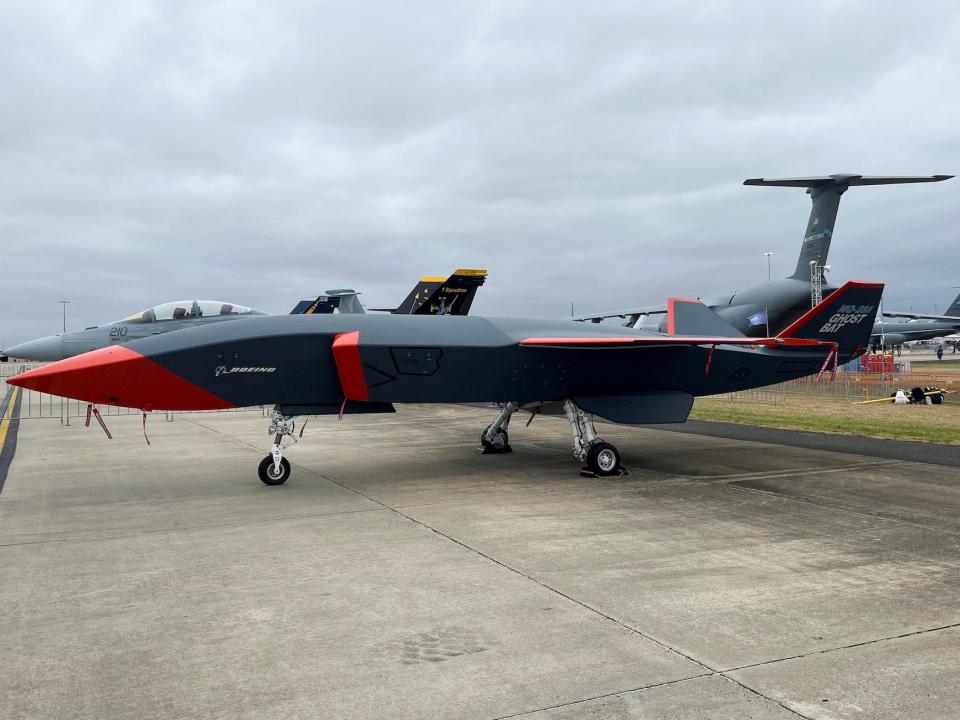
[480,425,511,454]
[258,455,291,485]
[586,441,620,477]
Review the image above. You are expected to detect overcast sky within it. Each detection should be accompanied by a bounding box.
[2,1,958,347]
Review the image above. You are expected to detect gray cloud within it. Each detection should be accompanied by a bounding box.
[2,0,959,347]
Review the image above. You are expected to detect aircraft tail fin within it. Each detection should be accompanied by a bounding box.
[666,298,745,337]
[776,280,884,360]
[386,269,488,315]
[412,268,487,316]
[744,174,952,280]
[945,291,960,318]
[390,277,442,315]
[289,290,363,315]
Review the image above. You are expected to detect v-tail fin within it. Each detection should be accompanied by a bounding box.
[776,280,883,360]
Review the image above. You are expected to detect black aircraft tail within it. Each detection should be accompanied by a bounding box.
[744,174,952,280]
[387,269,487,315]
[290,290,364,315]
[777,280,884,361]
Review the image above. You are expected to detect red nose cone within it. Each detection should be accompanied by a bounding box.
[7,346,234,411]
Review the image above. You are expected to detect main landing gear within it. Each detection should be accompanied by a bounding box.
[258,407,296,485]
[481,402,518,454]
[481,400,625,477]
[563,400,623,477]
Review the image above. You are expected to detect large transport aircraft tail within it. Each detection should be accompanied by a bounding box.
[386,269,488,315]
[776,280,883,361]
[743,174,952,280]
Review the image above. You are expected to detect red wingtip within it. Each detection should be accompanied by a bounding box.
[8,346,233,411]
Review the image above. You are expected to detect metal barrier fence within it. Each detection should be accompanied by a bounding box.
[713,368,958,405]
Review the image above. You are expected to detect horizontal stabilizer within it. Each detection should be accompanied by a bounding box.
[746,174,952,279]
[744,174,952,188]
[667,298,745,337]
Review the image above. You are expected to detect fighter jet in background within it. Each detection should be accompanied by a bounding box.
[370,268,488,316]
[5,269,489,362]
[9,280,882,482]
[573,174,952,335]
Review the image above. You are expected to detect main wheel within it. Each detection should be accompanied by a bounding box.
[258,455,291,485]
[480,425,511,454]
[586,441,621,476]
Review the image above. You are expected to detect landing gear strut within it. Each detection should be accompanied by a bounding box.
[563,400,622,476]
[480,400,625,476]
[258,407,296,485]
[481,402,518,454]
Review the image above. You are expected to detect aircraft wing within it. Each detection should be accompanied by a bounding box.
[881,310,960,322]
[571,304,667,324]
[744,174,953,187]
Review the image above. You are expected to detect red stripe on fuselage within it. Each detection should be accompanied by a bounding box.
[332,331,370,401]
[7,345,234,411]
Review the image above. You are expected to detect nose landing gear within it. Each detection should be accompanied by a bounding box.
[258,407,297,485]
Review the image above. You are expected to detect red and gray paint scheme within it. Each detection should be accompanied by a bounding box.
[9,281,882,483]
[573,174,951,337]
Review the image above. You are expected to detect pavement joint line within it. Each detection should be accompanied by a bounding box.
[724,482,960,538]
[720,620,960,674]
[699,460,898,483]
[309,470,814,720]
[488,672,715,720]
[0,506,386,549]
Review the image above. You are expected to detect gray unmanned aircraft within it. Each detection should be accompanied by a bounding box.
[574,174,952,335]
[4,269,488,361]
[10,279,882,482]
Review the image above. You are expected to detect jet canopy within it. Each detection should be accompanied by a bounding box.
[119,300,267,324]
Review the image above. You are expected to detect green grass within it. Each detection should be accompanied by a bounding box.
[691,395,960,445]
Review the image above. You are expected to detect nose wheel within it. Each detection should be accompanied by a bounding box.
[259,407,297,485]
[258,455,291,485]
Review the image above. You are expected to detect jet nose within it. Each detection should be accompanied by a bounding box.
[7,346,234,411]
[5,335,63,362]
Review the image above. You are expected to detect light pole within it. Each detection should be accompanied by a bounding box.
[58,300,70,333]
[764,252,773,282]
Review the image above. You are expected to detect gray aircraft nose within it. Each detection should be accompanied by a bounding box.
[5,335,63,362]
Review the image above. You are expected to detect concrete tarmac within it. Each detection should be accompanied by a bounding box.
[1,405,958,719]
